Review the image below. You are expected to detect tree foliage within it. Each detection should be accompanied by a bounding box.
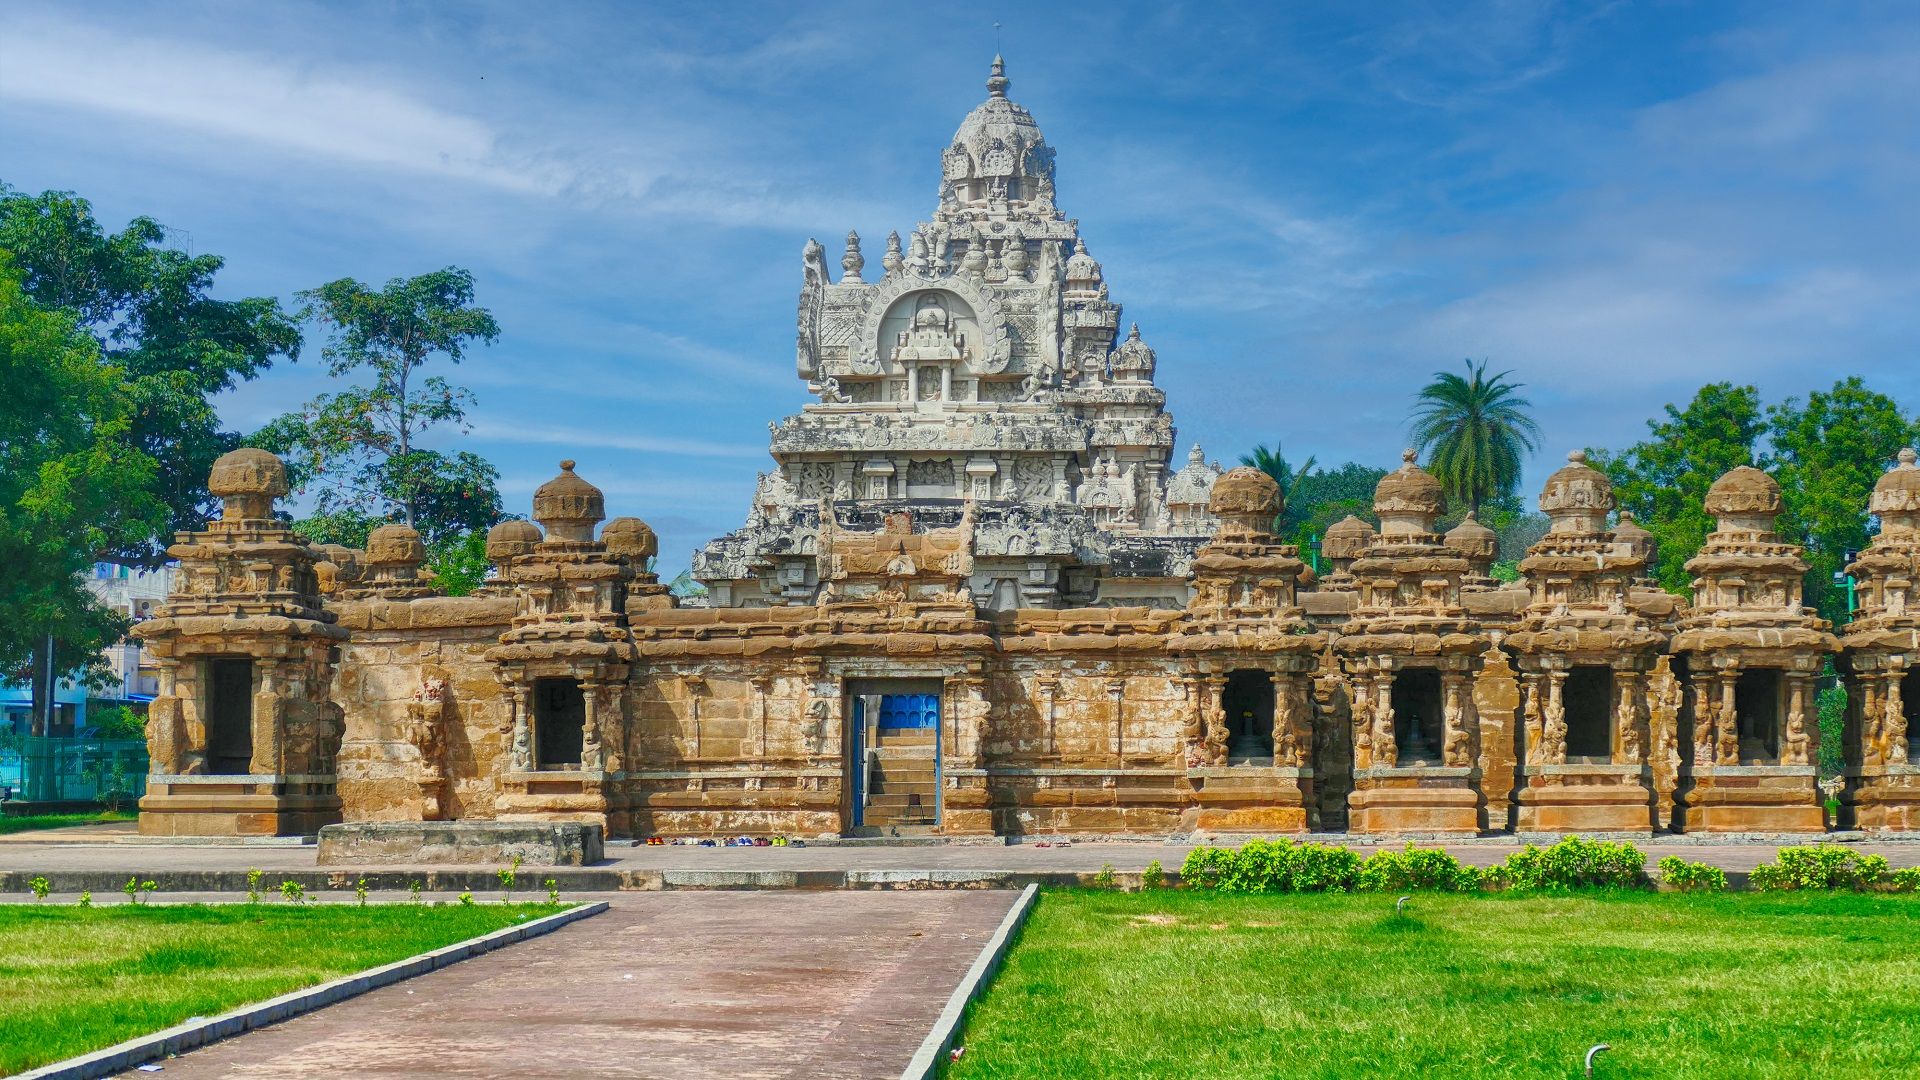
[1592,383,1765,594]
[1239,443,1315,532]
[0,185,301,566]
[1409,360,1541,516]
[1594,379,1917,619]
[1280,462,1387,549]
[0,258,160,681]
[255,268,502,545]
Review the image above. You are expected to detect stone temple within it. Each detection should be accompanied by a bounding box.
[694,55,1223,611]
[130,60,1920,855]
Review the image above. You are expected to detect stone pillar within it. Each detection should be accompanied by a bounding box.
[1203,675,1228,765]
[1038,674,1061,755]
[1716,671,1740,766]
[1349,674,1373,771]
[1371,674,1397,768]
[684,674,706,760]
[509,680,533,772]
[1108,677,1128,763]
[1615,670,1645,765]
[580,678,607,772]
[250,663,285,776]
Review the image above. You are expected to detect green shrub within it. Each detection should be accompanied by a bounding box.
[1889,866,1920,893]
[1091,863,1118,890]
[1749,845,1889,891]
[1142,859,1165,890]
[1179,839,1362,894]
[1501,837,1647,890]
[1657,855,1728,892]
[1356,844,1483,892]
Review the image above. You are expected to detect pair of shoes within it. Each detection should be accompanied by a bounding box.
[752,837,771,847]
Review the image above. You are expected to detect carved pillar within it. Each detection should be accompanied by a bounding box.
[1273,676,1301,766]
[752,676,772,760]
[1203,675,1229,765]
[509,679,533,772]
[1542,669,1568,765]
[1614,670,1645,765]
[1371,673,1397,768]
[580,677,607,771]
[1038,674,1061,756]
[249,664,284,776]
[1441,673,1471,766]
[683,674,707,761]
[1782,675,1813,765]
[1888,670,1911,765]
[1349,673,1373,771]
[1716,671,1740,765]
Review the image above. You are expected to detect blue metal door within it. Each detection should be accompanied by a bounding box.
[878,693,940,729]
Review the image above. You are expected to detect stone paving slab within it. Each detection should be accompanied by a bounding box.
[109,891,1020,1080]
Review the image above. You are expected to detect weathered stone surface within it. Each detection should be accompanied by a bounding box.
[316,820,603,866]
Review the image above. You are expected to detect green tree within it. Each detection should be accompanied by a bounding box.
[1240,443,1316,532]
[0,185,301,566]
[1592,383,1765,594]
[0,258,161,726]
[255,268,502,545]
[1279,462,1387,551]
[1409,360,1541,516]
[1765,378,1918,621]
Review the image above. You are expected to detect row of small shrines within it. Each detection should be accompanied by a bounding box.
[128,446,1920,839]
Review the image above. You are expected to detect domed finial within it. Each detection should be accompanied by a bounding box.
[1189,444,1205,465]
[987,54,1010,99]
[1126,322,1141,341]
[560,459,576,472]
[1900,448,1918,468]
[1568,449,1587,464]
[1401,448,1418,466]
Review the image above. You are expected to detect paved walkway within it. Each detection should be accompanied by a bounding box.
[6,832,1920,880]
[113,891,1017,1079]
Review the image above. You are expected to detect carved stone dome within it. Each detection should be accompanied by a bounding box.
[1540,449,1614,534]
[208,447,288,521]
[942,56,1055,218]
[1444,513,1498,563]
[1064,238,1102,294]
[1374,450,1444,538]
[1322,514,1377,560]
[1109,324,1156,382]
[533,460,605,542]
[1208,466,1281,536]
[1611,509,1654,564]
[485,518,542,562]
[365,523,426,567]
[1872,448,1920,534]
[602,516,659,563]
[1704,465,1782,532]
[1164,446,1221,513]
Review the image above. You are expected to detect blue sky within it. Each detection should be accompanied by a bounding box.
[4,1,1917,575]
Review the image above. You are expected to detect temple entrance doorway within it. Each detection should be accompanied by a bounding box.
[1391,669,1444,765]
[849,679,942,830]
[1735,668,1783,763]
[1905,671,1920,759]
[1564,667,1614,762]
[205,657,254,774]
[533,678,586,768]
[1220,670,1274,763]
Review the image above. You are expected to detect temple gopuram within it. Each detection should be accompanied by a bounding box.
[132,59,1920,853]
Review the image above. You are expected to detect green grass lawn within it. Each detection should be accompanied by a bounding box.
[0,809,138,834]
[0,902,555,1074]
[947,889,1920,1079]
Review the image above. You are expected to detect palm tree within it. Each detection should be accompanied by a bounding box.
[1240,443,1316,531]
[1409,360,1541,516]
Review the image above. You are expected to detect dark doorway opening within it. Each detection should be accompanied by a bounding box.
[1392,668,1444,765]
[206,657,254,774]
[1564,667,1614,762]
[534,678,586,769]
[1221,670,1274,763]
[1735,668,1782,763]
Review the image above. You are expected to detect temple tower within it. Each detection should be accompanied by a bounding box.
[1335,451,1487,835]
[134,449,348,836]
[1671,465,1833,832]
[1839,448,1920,830]
[695,56,1217,610]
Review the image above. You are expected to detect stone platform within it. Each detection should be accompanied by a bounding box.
[316,821,604,866]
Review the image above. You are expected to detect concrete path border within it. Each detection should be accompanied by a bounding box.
[13,901,608,1080]
[901,882,1039,1080]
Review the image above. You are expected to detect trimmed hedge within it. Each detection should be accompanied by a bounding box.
[1180,836,1649,895]
[1176,838,1919,894]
